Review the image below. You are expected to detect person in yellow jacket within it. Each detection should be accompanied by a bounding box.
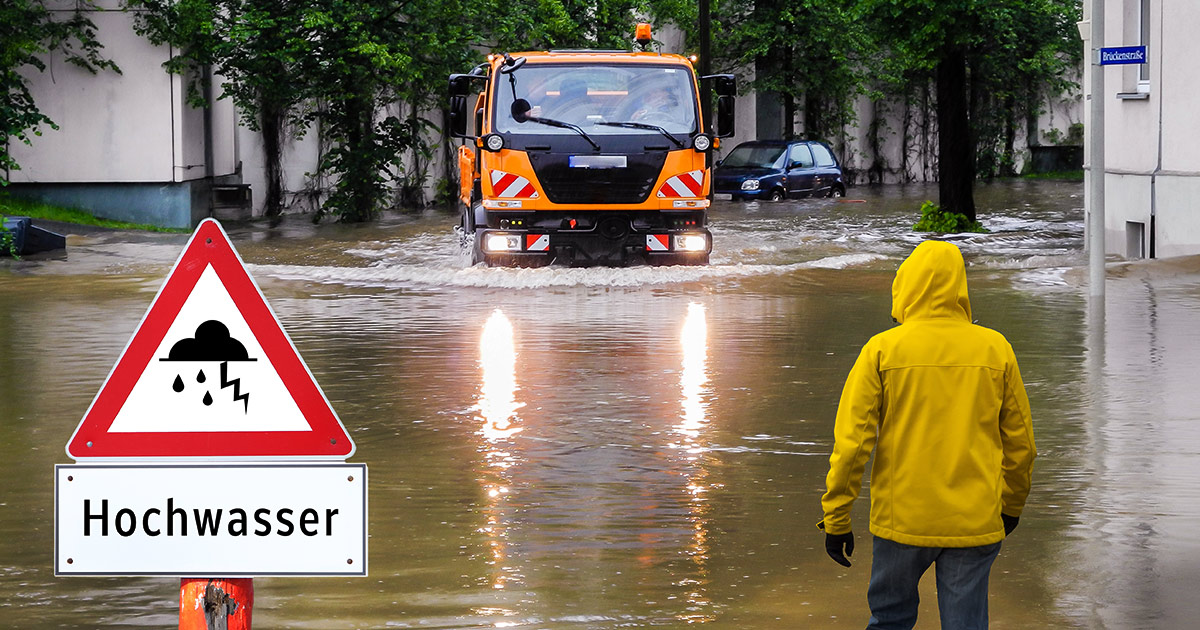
[818,240,1035,630]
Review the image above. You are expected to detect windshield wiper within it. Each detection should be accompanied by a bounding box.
[596,121,684,148]
[522,116,600,151]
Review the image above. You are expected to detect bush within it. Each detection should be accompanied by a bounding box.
[912,200,987,234]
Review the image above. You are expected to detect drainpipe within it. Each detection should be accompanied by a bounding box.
[1087,0,1106,298]
[203,65,215,181]
[1150,2,1163,259]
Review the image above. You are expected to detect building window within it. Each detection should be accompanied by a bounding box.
[1138,0,1150,91]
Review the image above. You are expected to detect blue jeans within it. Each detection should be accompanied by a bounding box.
[866,536,1002,630]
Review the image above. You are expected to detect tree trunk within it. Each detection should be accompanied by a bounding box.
[259,101,284,217]
[935,44,975,223]
[804,93,822,141]
[1000,93,1017,178]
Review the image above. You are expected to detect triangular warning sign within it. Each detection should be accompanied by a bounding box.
[66,219,354,460]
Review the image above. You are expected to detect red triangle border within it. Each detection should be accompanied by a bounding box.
[66,219,354,460]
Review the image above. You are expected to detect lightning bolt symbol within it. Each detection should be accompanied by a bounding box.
[220,361,250,413]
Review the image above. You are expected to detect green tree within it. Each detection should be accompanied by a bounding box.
[707,0,870,141]
[1,0,118,183]
[131,0,317,216]
[860,0,1080,222]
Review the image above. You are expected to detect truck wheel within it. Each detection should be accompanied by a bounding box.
[470,232,486,266]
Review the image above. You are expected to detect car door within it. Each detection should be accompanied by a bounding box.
[809,142,839,196]
[786,143,816,197]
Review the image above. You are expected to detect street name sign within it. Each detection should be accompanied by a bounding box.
[56,218,367,577]
[56,464,366,576]
[1097,45,1147,65]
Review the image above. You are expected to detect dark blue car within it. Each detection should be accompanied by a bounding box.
[713,140,845,201]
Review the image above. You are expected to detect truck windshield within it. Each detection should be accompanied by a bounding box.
[495,63,698,136]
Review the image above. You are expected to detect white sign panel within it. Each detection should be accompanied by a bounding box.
[55,464,366,576]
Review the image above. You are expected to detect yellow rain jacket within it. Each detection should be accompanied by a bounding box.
[820,240,1036,547]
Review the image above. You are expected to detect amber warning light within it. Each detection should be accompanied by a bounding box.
[636,23,652,49]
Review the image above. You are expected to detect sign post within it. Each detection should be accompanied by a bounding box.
[56,219,367,628]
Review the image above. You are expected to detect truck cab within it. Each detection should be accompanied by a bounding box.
[450,31,735,267]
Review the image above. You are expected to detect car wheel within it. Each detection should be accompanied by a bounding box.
[769,189,785,202]
[829,186,845,199]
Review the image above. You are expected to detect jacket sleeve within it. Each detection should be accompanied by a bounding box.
[999,345,1036,516]
[820,342,883,535]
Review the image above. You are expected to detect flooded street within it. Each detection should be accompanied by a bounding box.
[3,179,1200,628]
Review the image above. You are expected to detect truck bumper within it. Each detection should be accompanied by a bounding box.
[474,227,711,267]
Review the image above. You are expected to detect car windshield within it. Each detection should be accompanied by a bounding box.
[721,145,786,168]
[494,62,698,135]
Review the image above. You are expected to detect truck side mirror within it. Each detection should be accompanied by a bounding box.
[511,98,531,123]
[710,74,736,97]
[448,74,475,138]
[716,95,735,138]
[700,74,736,137]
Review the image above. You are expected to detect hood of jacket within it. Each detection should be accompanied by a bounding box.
[891,240,972,324]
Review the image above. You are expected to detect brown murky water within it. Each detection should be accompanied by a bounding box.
[3,179,1199,628]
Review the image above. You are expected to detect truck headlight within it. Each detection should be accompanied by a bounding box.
[482,133,505,152]
[741,179,760,191]
[485,234,521,251]
[674,234,708,252]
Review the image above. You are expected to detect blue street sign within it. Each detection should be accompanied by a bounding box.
[1098,46,1147,65]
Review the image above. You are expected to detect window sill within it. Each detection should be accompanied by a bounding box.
[1117,92,1150,100]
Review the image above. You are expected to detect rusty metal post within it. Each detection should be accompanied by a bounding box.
[180,578,253,630]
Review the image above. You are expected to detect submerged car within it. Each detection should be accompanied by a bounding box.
[713,140,845,201]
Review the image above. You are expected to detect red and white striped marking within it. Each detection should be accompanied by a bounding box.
[656,170,704,198]
[526,234,549,251]
[646,234,670,251]
[490,170,538,198]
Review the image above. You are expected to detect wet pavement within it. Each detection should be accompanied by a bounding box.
[2,179,1199,628]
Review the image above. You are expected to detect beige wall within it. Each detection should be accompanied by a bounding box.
[10,2,237,185]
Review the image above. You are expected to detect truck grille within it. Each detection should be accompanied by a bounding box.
[530,152,667,205]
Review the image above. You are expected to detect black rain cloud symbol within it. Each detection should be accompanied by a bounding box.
[160,320,256,412]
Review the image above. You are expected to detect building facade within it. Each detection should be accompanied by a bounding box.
[1082,0,1200,259]
[6,1,245,228]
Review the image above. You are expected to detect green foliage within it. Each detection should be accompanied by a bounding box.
[1043,122,1084,146]
[703,0,872,140]
[0,193,187,232]
[1021,169,1083,181]
[859,0,1081,177]
[0,214,15,258]
[913,200,987,234]
[1,0,119,183]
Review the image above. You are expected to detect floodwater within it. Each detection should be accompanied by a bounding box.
[2,179,1199,628]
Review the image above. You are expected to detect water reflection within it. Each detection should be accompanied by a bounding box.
[474,309,524,596]
[672,302,716,624]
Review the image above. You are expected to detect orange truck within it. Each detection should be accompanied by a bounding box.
[449,25,735,267]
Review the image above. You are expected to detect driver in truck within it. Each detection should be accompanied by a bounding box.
[632,86,680,122]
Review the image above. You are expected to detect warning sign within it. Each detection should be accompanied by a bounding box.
[65,219,354,460]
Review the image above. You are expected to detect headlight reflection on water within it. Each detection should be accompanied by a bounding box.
[679,301,709,442]
[675,302,716,623]
[474,308,525,594]
[478,309,524,441]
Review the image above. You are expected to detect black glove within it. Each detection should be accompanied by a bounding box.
[1002,513,1019,536]
[825,531,854,567]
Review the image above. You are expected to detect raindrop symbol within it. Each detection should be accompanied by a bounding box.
[196,369,206,384]
[202,391,213,406]
[173,375,185,392]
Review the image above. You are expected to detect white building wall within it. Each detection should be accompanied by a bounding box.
[10,2,179,183]
[1086,0,1200,259]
